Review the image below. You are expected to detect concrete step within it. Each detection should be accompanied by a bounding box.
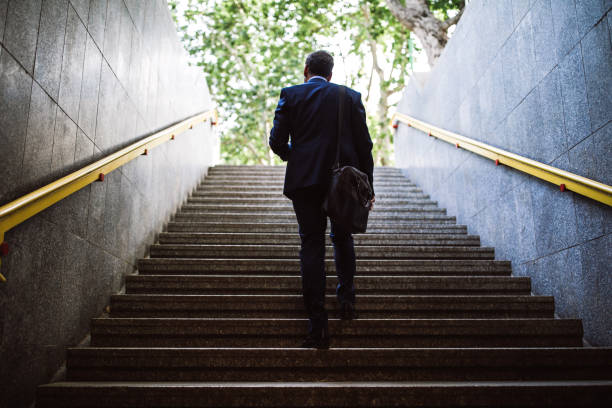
[180,204,445,214]
[109,294,554,319]
[148,244,494,260]
[191,191,430,199]
[186,197,437,206]
[63,347,612,382]
[200,180,417,187]
[136,258,511,275]
[166,221,468,234]
[124,275,531,295]
[203,175,411,183]
[157,232,481,246]
[36,380,612,408]
[172,212,457,224]
[195,186,423,193]
[90,318,583,348]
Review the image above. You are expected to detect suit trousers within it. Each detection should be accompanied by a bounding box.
[290,185,356,335]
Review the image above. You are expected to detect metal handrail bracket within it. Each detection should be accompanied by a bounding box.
[0,109,218,282]
[392,112,612,207]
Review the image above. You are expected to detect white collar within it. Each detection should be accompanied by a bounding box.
[308,76,328,82]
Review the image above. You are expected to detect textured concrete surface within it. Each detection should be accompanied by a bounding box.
[0,1,217,407]
[396,0,611,346]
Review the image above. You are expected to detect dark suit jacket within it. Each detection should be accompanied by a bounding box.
[269,77,374,199]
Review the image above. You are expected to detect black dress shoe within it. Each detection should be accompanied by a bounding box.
[339,301,358,320]
[301,329,330,349]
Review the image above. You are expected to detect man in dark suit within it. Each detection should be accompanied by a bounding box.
[269,50,375,349]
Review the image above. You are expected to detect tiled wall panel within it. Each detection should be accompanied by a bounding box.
[0,1,216,406]
[396,0,611,346]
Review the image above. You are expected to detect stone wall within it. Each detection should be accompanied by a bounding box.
[0,1,216,406]
[395,0,611,346]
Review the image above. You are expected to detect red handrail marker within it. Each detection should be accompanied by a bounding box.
[455,143,460,148]
[495,159,500,166]
[560,183,566,192]
[98,173,105,182]
[171,134,175,140]
[143,149,148,156]
[392,122,399,129]
[0,242,8,256]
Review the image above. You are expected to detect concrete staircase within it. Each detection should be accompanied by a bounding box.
[37,165,612,407]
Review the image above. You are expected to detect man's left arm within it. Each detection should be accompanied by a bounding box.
[269,88,291,161]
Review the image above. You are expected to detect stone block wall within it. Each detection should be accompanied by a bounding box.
[0,1,216,406]
[396,0,611,345]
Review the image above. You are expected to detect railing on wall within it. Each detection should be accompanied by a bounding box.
[392,112,612,208]
[0,109,218,282]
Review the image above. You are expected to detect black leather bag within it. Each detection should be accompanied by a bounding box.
[322,86,373,233]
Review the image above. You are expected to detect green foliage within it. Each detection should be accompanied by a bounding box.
[170,0,461,165]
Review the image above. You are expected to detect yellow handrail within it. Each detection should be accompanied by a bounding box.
[391,112,612,208]
[0,109,218,282]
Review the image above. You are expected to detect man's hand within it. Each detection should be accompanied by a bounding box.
[368,195,375,211]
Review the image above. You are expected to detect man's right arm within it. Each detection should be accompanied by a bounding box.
[269,88,291,161]
[351,92,375,197]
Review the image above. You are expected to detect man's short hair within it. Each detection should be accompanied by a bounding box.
[306,50,334,77]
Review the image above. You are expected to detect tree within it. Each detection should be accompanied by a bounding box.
[385,0,465,67]
[169,0,462,165]
[342,0,414,165]
[170,0,335,164]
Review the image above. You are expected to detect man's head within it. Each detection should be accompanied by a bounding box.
[304,50,334,82]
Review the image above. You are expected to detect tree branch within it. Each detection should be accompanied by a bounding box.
[440,7,464,31]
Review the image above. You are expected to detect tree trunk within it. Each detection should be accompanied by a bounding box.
[385,0,463,67]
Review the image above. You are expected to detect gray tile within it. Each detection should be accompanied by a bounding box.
[102,0,121,74]
[33,0,68,101]
[536,67,567,162]
[58,184,92,236]
[69,0,88,23]
[544,246,584,318]
[124,0,143,33]
[117,174,131,259]
[0,0,8,40]
[74,127,94,167]
[2,0,42,73]
[102,170,121,253]
[605,0,612,11]
[580,233,612,346]
[550,0,580,59]
[86,0,106,49]
[86,148,106,243]
[94,60,118,151]
[115,1,133,85]
[512,0,531,26]
[568,134,598,180]
[530,158,579,256]
[58,5,86,122]
[516,11,538,98]
[501,34,522,112]
[558,44,592,147]
[77,33,102,139]
[581,20,612,131]
[0,50,32,203]
[572,190,611,243]
[21,81,56,191]
[50,107,77,176]
[530,0,558,81]
[513,180,538,263]
[575,0,605,38]
[592,120,612,186]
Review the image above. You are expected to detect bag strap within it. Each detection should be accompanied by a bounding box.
[333,85,346,170]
